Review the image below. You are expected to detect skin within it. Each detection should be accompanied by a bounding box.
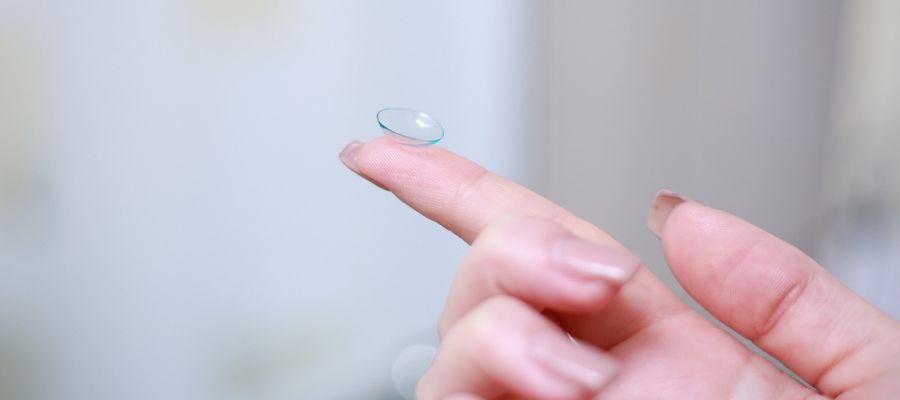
[339,136,900,400]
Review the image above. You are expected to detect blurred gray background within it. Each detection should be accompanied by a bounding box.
[0,0,897,399]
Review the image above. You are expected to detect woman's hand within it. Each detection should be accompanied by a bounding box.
[340,137,900,400]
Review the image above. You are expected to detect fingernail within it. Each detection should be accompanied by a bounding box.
[551,238,640,284]
[530,331,618,392]
[647,189,688,238]
[339,140,364,173]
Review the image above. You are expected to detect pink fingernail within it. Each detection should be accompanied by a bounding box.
[339,140,364,172]
[551,238,640,284]
[647,189,688,238]
[530,331,618,392]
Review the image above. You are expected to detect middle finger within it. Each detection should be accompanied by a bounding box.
[438,213,641,337]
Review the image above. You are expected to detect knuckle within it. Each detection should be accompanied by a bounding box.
[458,296,528,351]
[449,167,490,213]
[483,212,560,238]
[471,214,566,272]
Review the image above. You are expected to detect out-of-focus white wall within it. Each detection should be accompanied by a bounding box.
[0,1,538,399]
[821,0,900,318]
[538,0,843,306]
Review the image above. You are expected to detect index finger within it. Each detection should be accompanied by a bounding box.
[343,136,609,244]
[339,136,687,348]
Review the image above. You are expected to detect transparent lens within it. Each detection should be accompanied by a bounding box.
[377,108,444,146]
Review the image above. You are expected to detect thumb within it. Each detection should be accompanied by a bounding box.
[649,190,900,397]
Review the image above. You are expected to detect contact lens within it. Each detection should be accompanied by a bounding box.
[377,108,444,146]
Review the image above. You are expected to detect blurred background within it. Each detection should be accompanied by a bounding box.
[0,0,897,399]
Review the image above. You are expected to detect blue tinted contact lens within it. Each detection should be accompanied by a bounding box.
[377,108,444,146]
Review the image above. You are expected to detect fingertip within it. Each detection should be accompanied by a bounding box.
[353,135,468,194]
[659,200,758,269]
[353,136,400,183]
[354,135,438,178]
[338,140,364,173]
[338,139,393,190]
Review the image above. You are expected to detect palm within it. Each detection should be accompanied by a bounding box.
[594,313,802,399]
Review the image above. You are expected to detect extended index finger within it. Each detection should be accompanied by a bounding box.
[346,136,607,244]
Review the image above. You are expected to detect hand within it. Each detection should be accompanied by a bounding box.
[340,137,900,400]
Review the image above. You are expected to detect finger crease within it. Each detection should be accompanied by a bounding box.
[608,307,694,349]
[755,269,816,343]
